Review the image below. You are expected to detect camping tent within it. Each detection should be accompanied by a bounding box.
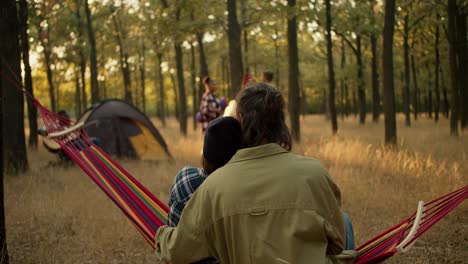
[43,99,171,161]
[78,99,171,161]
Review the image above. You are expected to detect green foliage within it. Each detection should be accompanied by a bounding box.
[25,0,453,116]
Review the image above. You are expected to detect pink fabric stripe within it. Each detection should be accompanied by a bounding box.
[94,146,169,213]
[84,148,158,234]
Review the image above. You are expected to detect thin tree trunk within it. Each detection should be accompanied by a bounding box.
[227,0,243,98]
[325,0,337,134]
[356,35,366,124]
[1,0,28,176]
[38,21,56,112]
[287,0,300,141]
[458,11,467,129]
[340,37,345,120]
[190,43,197,130]
[371,34,380,123]
[196,32,209,103]
[112,12,132,103]
[19,0,38,148]
[448,0,459,135]
[370,0,380,123]
[383,0,397,145]
[441,68,450,119]
[157,52,166,126]
[274,28,280,88]
[243,30,249,73]
[75,0,87,112]
[139,42,146,113]
[341,37,350,116]
[411,54,419,121]
[0,28,7,259]
[84,0,99,104]
[174,43,187,135]
[170,72,179,120]
[403,15,411,126]
[426,65,433,118]
[74,69,82,116]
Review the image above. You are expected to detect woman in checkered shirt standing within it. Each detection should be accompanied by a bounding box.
[200,76,223,133]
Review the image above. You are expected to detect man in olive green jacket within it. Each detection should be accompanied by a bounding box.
[156,83,349,263]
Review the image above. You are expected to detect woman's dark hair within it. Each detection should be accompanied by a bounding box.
[201,156,218,174]
[236,82,292,151]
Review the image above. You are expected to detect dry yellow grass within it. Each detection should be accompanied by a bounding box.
[5,115,468,263]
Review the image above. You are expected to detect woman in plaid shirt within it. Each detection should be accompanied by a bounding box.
[200,76,223,133]
[167,117,242,264]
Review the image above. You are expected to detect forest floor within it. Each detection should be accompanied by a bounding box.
[5,115,468,263]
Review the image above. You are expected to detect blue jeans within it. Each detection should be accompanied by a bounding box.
[343,212,355,250]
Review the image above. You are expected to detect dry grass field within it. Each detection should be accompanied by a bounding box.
[5,115,468,263]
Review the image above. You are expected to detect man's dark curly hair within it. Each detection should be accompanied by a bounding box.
[236,82,292,151]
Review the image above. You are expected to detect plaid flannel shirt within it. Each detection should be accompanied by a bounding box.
[200,92,220,133]
[168,166,209,227]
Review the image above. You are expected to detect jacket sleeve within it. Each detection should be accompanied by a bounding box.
[155,184,214,263]
[323,172,346,255]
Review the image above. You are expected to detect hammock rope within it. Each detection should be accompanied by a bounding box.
[1,62,465,262]
[355,185,467,264]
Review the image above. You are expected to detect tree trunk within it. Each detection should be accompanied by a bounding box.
[19,0,38,148]
[197,32,209,102]
[156,52,166,126]
[84,0,99,104]
[227,0,243,98]
[74,69,82,116]
[38,22,56,112]
[371,34,380,123]
[1,0,28,176]
[426,65,433,118]
[170,72,179,120]
[190,43,197,130]
[112,13,132,103]
[325,0,337,134]
[411,54,419,121]
[139,42,146,113]
[0,15,8,256]
[441,68,450,118]
[356,35,366,124]
[75,0,87,112]
[341,37,350,117]
[458,11,467,129]
[243,30,249,73]
[403,15,411,127]
[448,0,459,135]
[340,38,345,120]
[274,28,280,88]
[434,18,441,122]
[174,43,187,135]
[287,0,300,141]
[383,0,397,145]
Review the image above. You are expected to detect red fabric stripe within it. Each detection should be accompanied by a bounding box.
[94,146,169,214]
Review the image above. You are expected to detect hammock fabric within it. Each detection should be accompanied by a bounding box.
[355,185,467,264]
[2,57,462,262]
[22,96,466,263]
[34,99,169,249]
[32,96,466,262]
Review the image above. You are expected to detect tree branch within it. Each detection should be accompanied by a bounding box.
[334,31,358,55]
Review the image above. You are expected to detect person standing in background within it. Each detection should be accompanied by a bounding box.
[200,76,222,133]
[263,71,274,84]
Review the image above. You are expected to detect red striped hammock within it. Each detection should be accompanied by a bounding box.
[36,101,466,263]
[2,61,464,262]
